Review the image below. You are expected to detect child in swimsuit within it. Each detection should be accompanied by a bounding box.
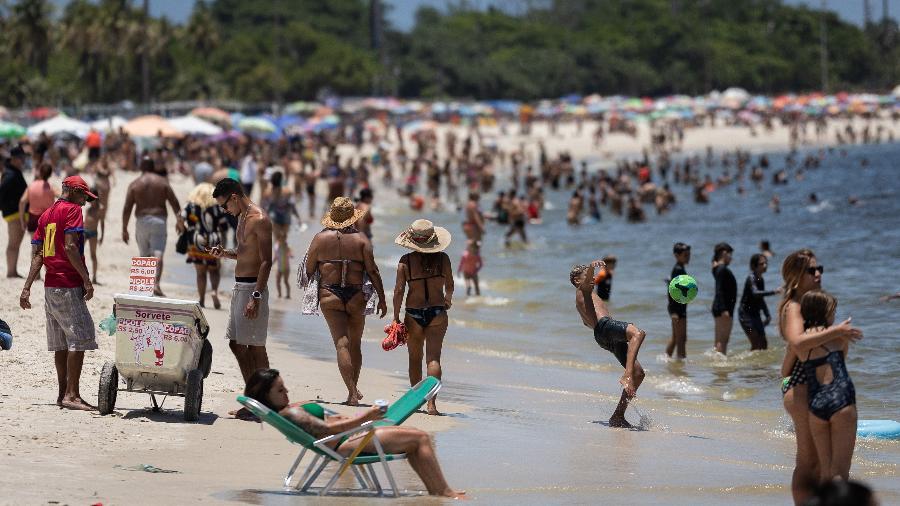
[458,240,483,296]
[799,290,857,482]
[571,261,647,428]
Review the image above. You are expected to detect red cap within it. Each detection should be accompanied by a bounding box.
[62,175,98,201]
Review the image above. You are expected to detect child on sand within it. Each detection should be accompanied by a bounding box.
[458,239,483,296]
[571,260,646,428]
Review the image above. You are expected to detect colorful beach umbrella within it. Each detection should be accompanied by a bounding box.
[168,116,223,136]
[237,117,277,134]
[123,115,182,137]
[27,114,91,139]
[0,121,26,139]
[190,107,231,125]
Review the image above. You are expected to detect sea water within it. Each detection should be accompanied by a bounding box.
[220,141,900,504]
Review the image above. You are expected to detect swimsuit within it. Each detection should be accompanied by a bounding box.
[317,231,364,307]
[803,346,855,421]
[593,316,630,368]
[297,402,349,449]
[403,254,448,328]
[667,263,688,317]
[711,264,737,317]
[781,358,807,395]
[738,274,777,335]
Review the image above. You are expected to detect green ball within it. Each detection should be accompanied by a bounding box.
[669,274,698,304]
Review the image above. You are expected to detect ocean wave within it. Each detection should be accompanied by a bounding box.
[652,378,707,396]
[463,296,511,306]
[450,344,619,373]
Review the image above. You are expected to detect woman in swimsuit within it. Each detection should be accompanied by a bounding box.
[738,254,781,350]
[304,197,387,405]
[244,368,465,498]
[263,172,301,298]
[392,219,453,416]
[798,290,857,483]
[777,250,862,505]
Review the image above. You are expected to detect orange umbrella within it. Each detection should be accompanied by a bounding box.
[123,115,182,138]
[190,107,231,124]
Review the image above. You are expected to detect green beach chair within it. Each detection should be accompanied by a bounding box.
[236,376,441,497]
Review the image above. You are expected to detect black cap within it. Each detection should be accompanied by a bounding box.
[9,145,26,158]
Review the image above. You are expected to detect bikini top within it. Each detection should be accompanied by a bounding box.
[403,253,445,304]
[316,229,365,287]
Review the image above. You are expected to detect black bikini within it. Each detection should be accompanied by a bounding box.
[403,254,447,328]
[317,230,364,307]
[803,345,855,421]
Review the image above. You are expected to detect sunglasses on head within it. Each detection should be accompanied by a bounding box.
[806,265,824,275]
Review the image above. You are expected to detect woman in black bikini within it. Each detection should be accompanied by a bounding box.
[392,219,453,415]
[303,197,387,406]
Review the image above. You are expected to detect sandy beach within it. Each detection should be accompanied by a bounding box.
[1,117,898,504]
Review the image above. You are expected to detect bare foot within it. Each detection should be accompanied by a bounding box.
[285,293,291,299]
[61,398,95,411]
[441,489,467,499]
[345,394,360,407]
[212,295,221,310]
[154,287,166,297]
[6,273,22,279]
[426,400,441,416]
[608,415,633,428]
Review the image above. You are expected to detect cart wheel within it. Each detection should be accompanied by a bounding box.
[184,368,203,422]
[198,339,213,379]
[98,362,118,415]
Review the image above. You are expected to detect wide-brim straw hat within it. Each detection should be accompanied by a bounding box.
[395,219,451,253]
[322,196,366,229]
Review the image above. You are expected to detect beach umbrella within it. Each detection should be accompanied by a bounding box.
[28,107,58,120]
[89,116,127,132]
[168,116,223,136]
[190,107,231,125]
[284,101,321,115]
[723,87,750,102]
[0,121,26,139]
[237,117,277,134]
[123,115,182,137]
[27,114,91,138]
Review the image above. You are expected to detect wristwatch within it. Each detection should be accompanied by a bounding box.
[251,290,262,300]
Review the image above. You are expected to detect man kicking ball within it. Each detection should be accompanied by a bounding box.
[571,260,646,427]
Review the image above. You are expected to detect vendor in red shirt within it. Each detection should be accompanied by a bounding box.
[19,175,98,411]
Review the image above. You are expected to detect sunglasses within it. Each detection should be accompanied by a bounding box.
[219,194,234,210]
[806,265,824,275]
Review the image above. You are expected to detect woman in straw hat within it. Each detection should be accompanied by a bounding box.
[301,197,387,405]
[392,219,453,415]
[181,182,229,308]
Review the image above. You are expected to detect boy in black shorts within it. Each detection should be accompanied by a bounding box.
[665,242,691,358]
[571,260,646,428]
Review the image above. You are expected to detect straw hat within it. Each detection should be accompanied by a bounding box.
[395,219,451,253]
[322,197,366,230]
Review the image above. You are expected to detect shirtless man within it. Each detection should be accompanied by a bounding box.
[504,194,527,247]
[122,157,184,296]
[462,192,485,243]
[209,178,274,419]
[303,197,387,405]
[571,260,647,428]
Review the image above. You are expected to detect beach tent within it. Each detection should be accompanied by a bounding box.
[0,121,26,139]
[168,116,223,136]
[89,116,127,133]
[123,115,181,137]
[27,115,91,138]
[892,85,900,97]
[29,107,57,120]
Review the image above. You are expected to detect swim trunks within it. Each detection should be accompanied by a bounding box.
[135,215,167,257]
[593,316,630,368]
[225,282,269,346]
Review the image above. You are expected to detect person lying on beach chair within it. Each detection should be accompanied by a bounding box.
[243,368,465,498]
[571,260,647,428]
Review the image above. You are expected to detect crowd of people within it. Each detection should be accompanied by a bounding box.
[0,110,892,503]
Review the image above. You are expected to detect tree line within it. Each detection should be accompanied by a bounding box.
[1,0,898,108]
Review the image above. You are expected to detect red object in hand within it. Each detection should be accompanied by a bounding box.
[382,322,408,351]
